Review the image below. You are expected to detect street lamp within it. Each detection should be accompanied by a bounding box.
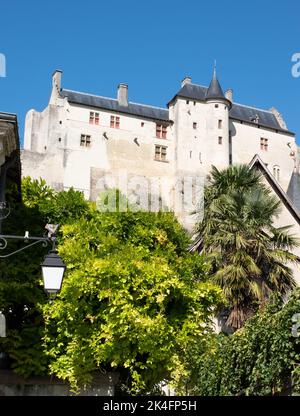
[41,250,66,295]
[0,220,66,295]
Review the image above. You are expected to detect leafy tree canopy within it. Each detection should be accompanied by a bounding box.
[1,178,223,394]
[186,289,300,396]
[43,201,223,393]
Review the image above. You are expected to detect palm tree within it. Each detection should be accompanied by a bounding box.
[195,165,299,330]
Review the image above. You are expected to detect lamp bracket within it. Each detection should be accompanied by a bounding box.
[0,234,51,258]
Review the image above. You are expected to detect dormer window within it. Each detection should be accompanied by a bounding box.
[251,114,260,124]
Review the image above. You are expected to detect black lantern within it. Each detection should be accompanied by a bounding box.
[41,250,66,295]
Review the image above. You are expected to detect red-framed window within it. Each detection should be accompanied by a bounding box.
[89,112,100,125]
[110,115,120,129]
[156,124,167,139]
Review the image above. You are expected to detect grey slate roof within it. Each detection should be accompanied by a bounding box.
[171,83,293,134]
[287,172,300,214]
[61,83,294,134]
[61,89,170,122]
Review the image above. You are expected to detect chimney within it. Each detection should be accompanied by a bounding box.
[181,76,192,88]
[49,69,62,105]
[117,83,128,106]
[225,89,233,102]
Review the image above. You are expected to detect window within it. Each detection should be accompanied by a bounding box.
[193,101,196,106]
[193,122,197,129]
[80,134,91,147]
[110,115,120,129]
[141,122,145,127]
[186,100,190,104]
[89,112,100,125]
[190,151,192,158]
[273,165,280,181]
[156,124,167,139]
[155,145,167,161]
[260,138,268,151]
[215,104,219,108]
[218,120,222,129]
[218,136,223,145]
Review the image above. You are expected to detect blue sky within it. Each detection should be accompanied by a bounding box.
[0,0,299,143]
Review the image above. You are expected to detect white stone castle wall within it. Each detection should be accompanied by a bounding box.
[230,118,296,192]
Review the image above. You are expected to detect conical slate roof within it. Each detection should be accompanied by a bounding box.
[206,67,226,101]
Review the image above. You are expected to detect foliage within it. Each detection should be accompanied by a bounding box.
[0,178,89,377]
[196,165,299,329]
[186,289,300,396]
[42,203,224,394]
[1,178,224,394]
[22,177,90,223]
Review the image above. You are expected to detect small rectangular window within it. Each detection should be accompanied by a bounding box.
[218,120,222,129]
[155,145,167,161]
[89,112,99,125]
[260,138,268,151]
[110,115,115,128]
[156,124,162,138]
[218,137,223,145]
[156,124,167,139]
[141,122,145,127]
[193,122,197,129]
[186,100,190,104]
[80,134,91,147]
[110,115,120,128]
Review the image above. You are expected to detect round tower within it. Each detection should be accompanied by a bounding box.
[204,67,231,171]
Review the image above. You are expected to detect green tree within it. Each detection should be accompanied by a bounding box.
[187,289,300,396]
[196,165,299,330]
[42,199,223,394]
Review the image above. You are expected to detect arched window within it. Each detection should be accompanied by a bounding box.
[273,165,280,181]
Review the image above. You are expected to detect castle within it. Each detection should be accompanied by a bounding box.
[22,69,300,231]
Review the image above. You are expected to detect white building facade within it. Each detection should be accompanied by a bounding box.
[22,70,300,231]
